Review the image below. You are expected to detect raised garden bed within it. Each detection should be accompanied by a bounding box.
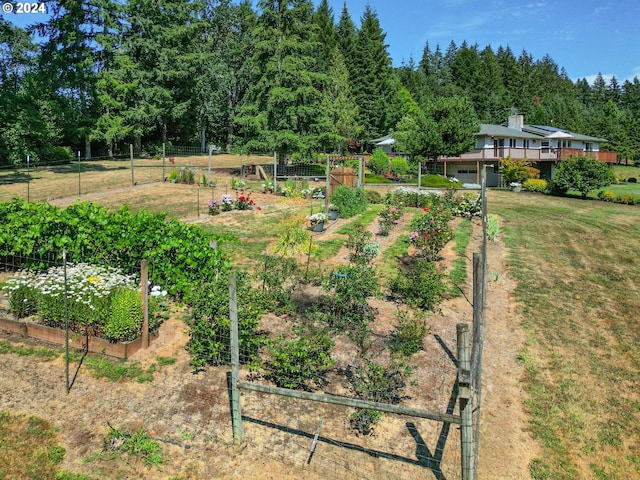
[0,314,157,359]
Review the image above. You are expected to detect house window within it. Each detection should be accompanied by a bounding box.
[509,139,516,148]
[524,140,530,149]
[585,142,593,152]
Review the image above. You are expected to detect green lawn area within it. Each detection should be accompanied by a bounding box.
[490,190,640,479]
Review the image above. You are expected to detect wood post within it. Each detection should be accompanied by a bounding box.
[229,275,243,444]
[130,144,134,187]
[457,323,474,480]
[141,260,149,348]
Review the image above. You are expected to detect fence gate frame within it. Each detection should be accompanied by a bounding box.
[227,272,481,480]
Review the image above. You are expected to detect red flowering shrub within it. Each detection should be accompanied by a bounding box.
[409,208,454,261]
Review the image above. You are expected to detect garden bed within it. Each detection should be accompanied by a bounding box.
[0,314,157,359]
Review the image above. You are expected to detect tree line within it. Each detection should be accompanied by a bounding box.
[1,0,639,167]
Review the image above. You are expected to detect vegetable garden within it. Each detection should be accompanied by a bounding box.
[0,166,490,479]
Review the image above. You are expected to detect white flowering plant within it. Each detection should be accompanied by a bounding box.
[307,212,328,224]
[2,263,168,342]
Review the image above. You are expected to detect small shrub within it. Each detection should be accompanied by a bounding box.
[264,330,334,390]
[409,208,454,261]
[346,223,374,264]
[390,258,446,311]
[389,310,430,357]
[350,409,381,436]
[523,178,549,193]
[176,167,196,184]
[389,157,409,177]
[615,194,639,205]
[322,265,379,333]
[330,186,368,218]
[364,189,383,203]
[368,148,390,174]
[597,190,616,202]
[348,359,411,405]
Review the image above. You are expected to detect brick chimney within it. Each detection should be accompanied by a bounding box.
[508,114,524,130]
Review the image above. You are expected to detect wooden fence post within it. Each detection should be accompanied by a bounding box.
[457,323,475,480]
[229,275,243,444]
[141,260,149,348]
[130,144,134,187]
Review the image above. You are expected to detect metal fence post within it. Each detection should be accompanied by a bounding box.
[130,144,134,187]
[141,260,149,348]
[229,275,243,444]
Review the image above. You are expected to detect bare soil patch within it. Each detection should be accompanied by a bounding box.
[0,207,538,479]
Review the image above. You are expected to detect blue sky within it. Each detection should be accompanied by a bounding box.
[322,0,640,84]
[3,0,638,84]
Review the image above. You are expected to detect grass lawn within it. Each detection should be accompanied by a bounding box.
[490,190,640,479]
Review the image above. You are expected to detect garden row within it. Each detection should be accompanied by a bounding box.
[186,188,481,434]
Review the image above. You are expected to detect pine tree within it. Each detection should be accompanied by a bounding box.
[350,5,399,138]
[235,0,331,161]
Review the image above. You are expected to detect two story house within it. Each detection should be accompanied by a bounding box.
[439,114,617,186]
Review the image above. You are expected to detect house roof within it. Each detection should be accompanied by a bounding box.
[370,134,394,144]
[477,124,540,139]
[525,125,606,143]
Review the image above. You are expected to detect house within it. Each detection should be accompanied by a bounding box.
[368,135,397,155]
[439,114,617,187]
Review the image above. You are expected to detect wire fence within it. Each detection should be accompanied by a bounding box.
[223,273,470,480]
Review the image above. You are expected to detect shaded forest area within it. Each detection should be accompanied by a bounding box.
[1,0,638,167]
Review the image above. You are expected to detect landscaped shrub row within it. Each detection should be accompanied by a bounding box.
[0,199,230,299]
[597,189,640,205]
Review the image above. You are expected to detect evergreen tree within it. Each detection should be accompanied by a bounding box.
[312,0,337,73]
[350,5,399,138]
[235,0,331,161]
[336,2,357,78]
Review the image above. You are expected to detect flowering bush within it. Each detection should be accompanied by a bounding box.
[208,199,220,215]
[262,179,274,192]
[307,212,328,224]
[378,199,404,236]
[231,178,246,191]
[221,194,234,211]
[235,192,255,210]
[328,203,339,211]
[409,208,454,261]
[1,264,169,342]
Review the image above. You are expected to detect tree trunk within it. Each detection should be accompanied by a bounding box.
[85,139,91,160]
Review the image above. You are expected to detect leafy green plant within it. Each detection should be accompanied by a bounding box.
[187,274,266,371]
[523,178,549,193]
[390,258,446,311]
[500,155,535,184]
[322,265,379,334]
[389,310,430,357]
[272,216,314,256]
[104,425,163,466]
[550,155,615,198]
[264,329,334,390]
[345,223,377,264]
[254,255,298,312]
[350,409,381,436]
[368,148,390,175]
[364,189,384,203]
[103,288,143,342]
[329,186,368,218]
[487,214,500,241]
[389,156,409,177]
[409,207,454,261]
[347,360,412,434]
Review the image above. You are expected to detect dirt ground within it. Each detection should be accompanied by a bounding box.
[0,189,540,479]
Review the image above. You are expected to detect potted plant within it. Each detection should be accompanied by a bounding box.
[262,178,274,194]
[307,212,328,232]
[328,203,339,220]
[509,182,522,193]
